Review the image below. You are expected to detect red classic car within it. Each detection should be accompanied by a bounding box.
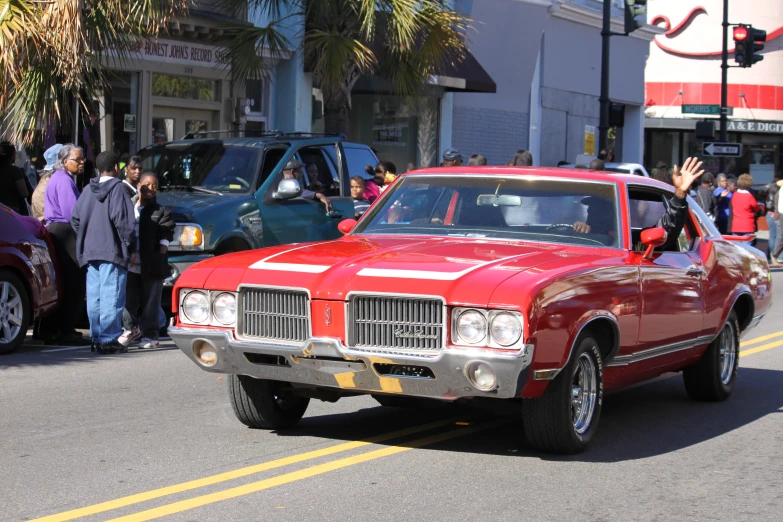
[170,167,771,453]
[0,204,60,354]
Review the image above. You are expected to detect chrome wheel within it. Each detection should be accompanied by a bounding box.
[718,322,737,385]
[571,352,598,435]
[0,281,24,345]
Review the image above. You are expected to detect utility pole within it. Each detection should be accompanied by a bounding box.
[719,0,729,173]
[598,0,612,152]
[599,1,646,152]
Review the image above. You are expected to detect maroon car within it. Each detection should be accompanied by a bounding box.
[0,204,60,354]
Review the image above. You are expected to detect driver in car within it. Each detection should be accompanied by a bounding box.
[573,157,705,249]
[282,159,332,212]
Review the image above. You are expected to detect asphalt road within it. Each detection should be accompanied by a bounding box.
[2,272,783,522]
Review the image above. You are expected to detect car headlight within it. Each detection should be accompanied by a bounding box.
[212,292,237,325]
[490,312,522,346]
[182,291,209,323]
[169,224,204,251]
[457,310,487,344]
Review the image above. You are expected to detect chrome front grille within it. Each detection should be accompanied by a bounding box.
[349,295,445,354]
[240,288,310,343]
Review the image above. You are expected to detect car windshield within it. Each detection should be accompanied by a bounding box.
[354,175,620,248]
[139,142,261,193]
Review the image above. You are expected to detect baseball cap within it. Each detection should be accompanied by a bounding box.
[283,158,304,170]
[43,143,64,171]
[443,148,464,161]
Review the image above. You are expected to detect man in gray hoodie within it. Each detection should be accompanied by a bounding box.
[71,151,136,354]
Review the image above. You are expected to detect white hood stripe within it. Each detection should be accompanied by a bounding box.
[249,262,330,273]
[249,244,330,272]
[357,257,511,280]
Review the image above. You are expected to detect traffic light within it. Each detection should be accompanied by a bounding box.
[624,0,647,34]
[734,24,766,67]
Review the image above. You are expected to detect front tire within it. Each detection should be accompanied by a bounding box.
[0,270,30,355]
[521,336,604,454]
[229,375,310,429]
[683,311,739,401]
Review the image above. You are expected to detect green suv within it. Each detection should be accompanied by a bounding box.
[138,133,379,301]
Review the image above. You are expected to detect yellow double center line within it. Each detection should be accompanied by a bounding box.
[32,417,502,522]
[739,330,783,357]
[33,329,783,522]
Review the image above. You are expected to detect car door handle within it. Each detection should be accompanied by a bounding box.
[327,210,343,219]
[686,265,704,276]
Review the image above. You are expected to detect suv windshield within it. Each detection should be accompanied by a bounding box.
[139,142,261,193]
[354,175,620,248]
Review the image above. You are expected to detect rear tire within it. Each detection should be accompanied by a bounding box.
[521,336,604,454]
[229,375,310,429]
[683,311,739,402]
[0,270,30,355]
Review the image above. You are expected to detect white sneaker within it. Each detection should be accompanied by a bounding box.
[118,327,142,347]
[139,338,160,349]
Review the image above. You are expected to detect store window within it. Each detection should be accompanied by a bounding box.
[245,77,268,131]
[740,135,779,185]
[152,73,220,101]
[102,71,140,156]
[350,95,440,171]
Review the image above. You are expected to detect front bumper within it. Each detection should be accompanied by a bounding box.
[170,326,534,400]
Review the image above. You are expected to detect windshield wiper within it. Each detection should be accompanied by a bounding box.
[160,185,222,196]
[189,186,223,196]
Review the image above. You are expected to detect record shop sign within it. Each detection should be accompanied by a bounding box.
[727,120,783,134]
[106,38,230,68]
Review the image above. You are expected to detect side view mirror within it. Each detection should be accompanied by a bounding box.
[338,218,357,235]
[273,178,302,200]
[641,227,667,258]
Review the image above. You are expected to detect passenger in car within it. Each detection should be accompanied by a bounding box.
[282,159,332,212]
[349,176,371,218]
[574,156,705,250]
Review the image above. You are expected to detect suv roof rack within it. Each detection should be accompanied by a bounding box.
[181,130,347,140]
[181,129,281,140]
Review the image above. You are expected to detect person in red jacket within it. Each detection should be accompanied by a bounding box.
[730,173,761,246]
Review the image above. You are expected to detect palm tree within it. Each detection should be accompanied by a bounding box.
[0,0,189,144]
[217,0,470,136]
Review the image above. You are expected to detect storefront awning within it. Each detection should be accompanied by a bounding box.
[426,52,496,93]
[305,17,496,94]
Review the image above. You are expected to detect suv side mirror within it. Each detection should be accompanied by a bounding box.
[641,227,667,258]
[273,178,302,200]
[338,219,357,234]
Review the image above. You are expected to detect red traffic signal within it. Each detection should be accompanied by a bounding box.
[734,24,766,67]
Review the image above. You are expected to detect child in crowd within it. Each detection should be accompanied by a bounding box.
[350,176,371,218]
[120,171,175,349]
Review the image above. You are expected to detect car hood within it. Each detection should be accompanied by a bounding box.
[156,191,244,221]
[189,235,617,307]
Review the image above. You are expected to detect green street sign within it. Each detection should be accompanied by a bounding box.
[681,104,734,116]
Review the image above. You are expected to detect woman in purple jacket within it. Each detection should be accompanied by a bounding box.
[41,144,90,345]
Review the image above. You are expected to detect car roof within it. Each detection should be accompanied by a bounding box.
[406,166,672,190]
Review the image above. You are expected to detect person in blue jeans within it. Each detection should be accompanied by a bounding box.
[71,151,135,354]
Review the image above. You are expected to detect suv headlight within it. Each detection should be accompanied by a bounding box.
[181,291,209,323]
[212,292,237,325]
[169,224,204,251]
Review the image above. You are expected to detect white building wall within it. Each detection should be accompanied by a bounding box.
[455,0,656,166]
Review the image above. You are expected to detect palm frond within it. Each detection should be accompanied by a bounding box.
[305,28,376,99]
[215,14,294,85]
[0,0,190,144]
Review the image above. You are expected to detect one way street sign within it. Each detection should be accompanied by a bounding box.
[702,142,743,157]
